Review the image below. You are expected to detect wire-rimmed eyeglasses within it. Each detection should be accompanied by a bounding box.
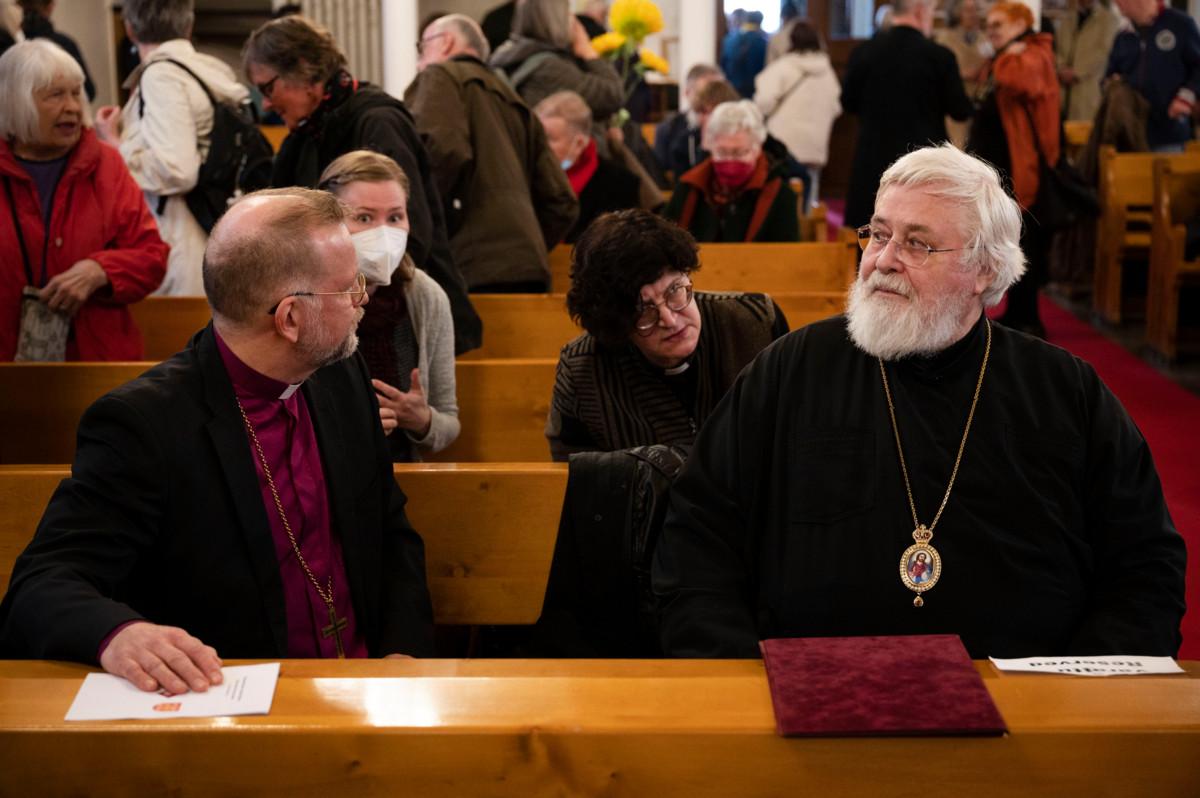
[267,273,368,315]
[254,73,281,100]
[855,225,968,269]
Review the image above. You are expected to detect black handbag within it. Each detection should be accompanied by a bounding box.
[1023,105,1099,230]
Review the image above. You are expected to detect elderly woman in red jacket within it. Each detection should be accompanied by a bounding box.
[0,39,166,361]
[967,1,1060,338]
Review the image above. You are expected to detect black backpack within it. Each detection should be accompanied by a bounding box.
[137,58,274,232]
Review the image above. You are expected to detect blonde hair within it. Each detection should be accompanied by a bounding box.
[318,150,415,284]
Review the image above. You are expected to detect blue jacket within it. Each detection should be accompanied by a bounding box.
[1106,7,1200,148]
[721,28,769,98]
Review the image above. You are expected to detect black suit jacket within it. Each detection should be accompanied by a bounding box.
[841,25,974,228]
[0,327,434,662]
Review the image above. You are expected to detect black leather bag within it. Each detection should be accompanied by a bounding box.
[1025,106,1099,230]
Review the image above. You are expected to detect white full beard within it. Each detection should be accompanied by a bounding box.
[846,272,977,360]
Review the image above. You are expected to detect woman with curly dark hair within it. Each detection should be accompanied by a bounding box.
[545,209,789,461]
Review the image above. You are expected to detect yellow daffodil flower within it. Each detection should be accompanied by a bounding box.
[591,31,627,56]
[638,48,669,74]
[608,0,664,42]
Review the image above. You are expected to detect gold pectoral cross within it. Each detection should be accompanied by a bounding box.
[322,602,348,658]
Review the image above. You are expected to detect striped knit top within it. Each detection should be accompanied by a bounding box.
[546,291,784,461]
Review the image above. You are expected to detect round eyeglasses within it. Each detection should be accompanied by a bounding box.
[635,281,694,333]
[856,225,968,269]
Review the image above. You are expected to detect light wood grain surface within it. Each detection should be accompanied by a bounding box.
[0,659,1197,797]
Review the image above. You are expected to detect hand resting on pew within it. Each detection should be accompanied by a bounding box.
[98,621,224,694]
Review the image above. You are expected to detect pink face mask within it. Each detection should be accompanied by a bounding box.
[713,159,756,188]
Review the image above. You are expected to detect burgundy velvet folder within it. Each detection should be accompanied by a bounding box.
[759,634,1007,737]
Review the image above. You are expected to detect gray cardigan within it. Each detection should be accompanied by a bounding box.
[403,268,460,453]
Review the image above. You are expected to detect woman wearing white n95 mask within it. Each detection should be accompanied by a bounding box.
[319,150,460,461]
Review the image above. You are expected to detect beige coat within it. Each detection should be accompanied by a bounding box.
[119,40,249,296]
[1055,4,1120,121]
[753,51,842,167]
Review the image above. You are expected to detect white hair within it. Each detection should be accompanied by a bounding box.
[703,100,767,147]
[534,89,592,135]
[431,13,491,61]
[0,39,91,142]
[877,144,1026,307]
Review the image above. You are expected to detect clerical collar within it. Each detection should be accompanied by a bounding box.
[664,361,690,376]
[896,312,988,378]
[214,330,304,401]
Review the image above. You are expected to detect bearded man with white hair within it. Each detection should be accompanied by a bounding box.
[653,144,1185,659]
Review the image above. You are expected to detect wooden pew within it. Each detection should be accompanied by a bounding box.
[427,358,555,462]
[0,463,566,626]
[458,294,578,360]
[0,658,1197,795]
[462,291,844,360]
[1093,146,1157,324]
[1063,120,1092,164]
[1147,155,1200,360]
[128,296,571,364]
[133,291,847,364]
[129,296,209,361]
[0,359,557,464]
[548,241,858,294]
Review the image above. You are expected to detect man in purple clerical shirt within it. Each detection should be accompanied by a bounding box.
[0,188,436,693]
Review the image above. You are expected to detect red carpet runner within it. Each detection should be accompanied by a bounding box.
[1039,297,1200,658]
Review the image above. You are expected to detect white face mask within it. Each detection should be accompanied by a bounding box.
[350,225,408,287]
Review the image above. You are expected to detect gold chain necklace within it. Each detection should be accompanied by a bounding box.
[236,398,347,657]
[879,320,991,608]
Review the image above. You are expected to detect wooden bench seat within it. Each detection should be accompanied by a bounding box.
[0,463,566,626]
[548,241,858,294]
[0,360,557,464]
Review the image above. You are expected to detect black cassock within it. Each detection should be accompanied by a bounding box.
[841,26,974,230]
[653,315,1186,659]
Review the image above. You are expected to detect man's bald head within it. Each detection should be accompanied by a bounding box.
[424,13,490,65]
[203,188,349,326]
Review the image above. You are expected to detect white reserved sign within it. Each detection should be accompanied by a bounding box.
[989,655,1184,677]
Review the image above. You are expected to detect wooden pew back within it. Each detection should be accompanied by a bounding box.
[0,360,557,464]
[1148,155,1200,359]
[132,291,846,364]
[459,295,578,360]
[129,297,208,361]
[1094,146,1159,323]
[462,291,844,359]
[128,297,573,363]
[548,241,857,294]
[0,464,566,625]
[427,358,555,462]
